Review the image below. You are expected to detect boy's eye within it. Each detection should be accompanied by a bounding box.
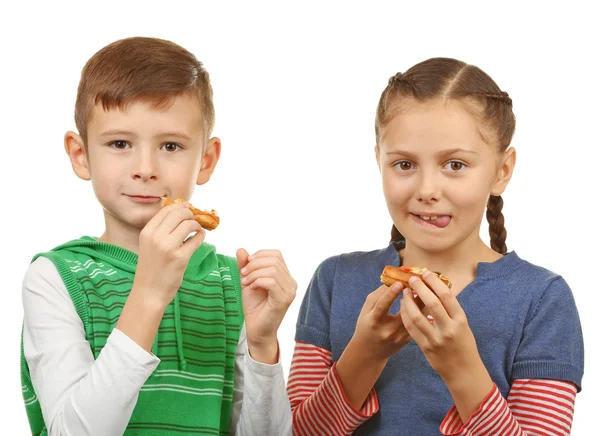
[162,142,182,152]
[111,140,130,149]
[394,161,414,171]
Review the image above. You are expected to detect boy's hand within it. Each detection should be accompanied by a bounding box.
[236,249,296,364]
[134,201,206,308]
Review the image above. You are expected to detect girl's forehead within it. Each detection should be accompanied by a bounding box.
[380,100,489,152]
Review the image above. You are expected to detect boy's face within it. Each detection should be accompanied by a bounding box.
[66,94,220,231]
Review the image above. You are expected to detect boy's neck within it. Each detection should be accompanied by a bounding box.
[97,212,142,254]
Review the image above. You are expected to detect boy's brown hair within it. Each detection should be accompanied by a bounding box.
[74,36,215,144]
[376,57,516,254]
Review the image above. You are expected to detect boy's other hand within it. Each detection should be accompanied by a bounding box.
[133,201,206,309]
[236,249,297,364]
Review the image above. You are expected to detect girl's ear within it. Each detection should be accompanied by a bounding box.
[197,136,221,185]
[491,147,516,196]
[65,131,91,181]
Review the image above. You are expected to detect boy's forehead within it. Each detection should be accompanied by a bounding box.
[87,94,206,139]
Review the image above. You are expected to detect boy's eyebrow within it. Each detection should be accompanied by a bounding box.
[100,129,136,137]
[156,132,192,141]
[99,130,192,140]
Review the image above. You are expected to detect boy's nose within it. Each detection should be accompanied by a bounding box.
[131,149,158,181]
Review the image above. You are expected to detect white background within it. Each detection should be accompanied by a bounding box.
[1,1,598,433]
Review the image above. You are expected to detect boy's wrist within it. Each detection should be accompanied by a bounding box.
[247,336,279,365]
[116,288,169,353]
[130,282,173,311]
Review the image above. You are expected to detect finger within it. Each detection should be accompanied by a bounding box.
[422,270,464,319]
[157,207,196,235]
[236,248,250,273]
[401,286,436,339]
[241,256,285,276]
[179,228,206,258]
[144,201,190,232]
[170,218,203,245]
[248,277,291,305]
[407,276,452,328]
[241,265,285,288]
[399,300,429,348]
[248,250,288,269]
[392,292,425,319]
[363,285,389,312]
[371,282,404,319]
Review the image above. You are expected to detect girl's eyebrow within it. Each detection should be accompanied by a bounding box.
[386,148,478,158]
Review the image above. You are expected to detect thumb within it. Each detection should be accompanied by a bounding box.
[236,248,250,272]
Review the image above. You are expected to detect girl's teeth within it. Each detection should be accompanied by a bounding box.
[420,215,438,221]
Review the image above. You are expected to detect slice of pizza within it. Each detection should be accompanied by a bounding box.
[380,265,452,289]
[162,197,220,231]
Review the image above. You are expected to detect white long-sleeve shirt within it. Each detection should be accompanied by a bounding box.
[22,257,292,436]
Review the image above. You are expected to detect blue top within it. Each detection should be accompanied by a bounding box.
[295,242,584,435]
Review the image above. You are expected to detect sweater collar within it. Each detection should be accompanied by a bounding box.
[380,241,522,279]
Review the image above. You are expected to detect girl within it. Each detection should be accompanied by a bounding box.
[287,58,584,435]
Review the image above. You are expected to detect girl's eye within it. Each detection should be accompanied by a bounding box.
[394,161,414,171]
[110,140,130,150]
[446,161,466,171]
[162,143,181,152]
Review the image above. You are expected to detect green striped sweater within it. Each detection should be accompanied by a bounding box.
[21,236,244,435]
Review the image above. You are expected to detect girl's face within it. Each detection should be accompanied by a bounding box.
[376,99,514,254]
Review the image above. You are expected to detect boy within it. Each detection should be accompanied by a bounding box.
[21,37,294,435]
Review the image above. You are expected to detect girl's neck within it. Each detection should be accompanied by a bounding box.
[400,237,502,293]
[97,211,142,254]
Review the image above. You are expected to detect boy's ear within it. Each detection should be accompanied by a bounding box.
[64,131,91,181]
[491,147,516,196]
[197,137,221,185]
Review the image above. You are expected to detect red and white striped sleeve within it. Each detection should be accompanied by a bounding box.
[440,379,577,435]
[287,341,379,435]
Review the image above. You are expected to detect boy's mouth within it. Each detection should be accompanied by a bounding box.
[126,195,162,204]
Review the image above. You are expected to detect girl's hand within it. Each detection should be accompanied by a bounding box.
[399,271,485,383]
[236,249,297,364]
[351,282,419,361]
[400,271,495,421]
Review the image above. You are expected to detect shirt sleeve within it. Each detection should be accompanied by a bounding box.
[440,379,577,435]
[287,341,379,435]
[22,257,159,436]
[231,324,292,436]
[511,277,584,389]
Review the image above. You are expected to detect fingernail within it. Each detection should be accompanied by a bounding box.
[241,267,247,275]
[408,276,418,284]
[422,270,431,278]
[241,277,248,284]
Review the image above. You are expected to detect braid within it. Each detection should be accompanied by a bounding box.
[390,224,406,244]
[486,195,508,254]
[476,91,513,109]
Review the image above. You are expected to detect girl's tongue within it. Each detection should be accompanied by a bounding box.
[418,215,451,228]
